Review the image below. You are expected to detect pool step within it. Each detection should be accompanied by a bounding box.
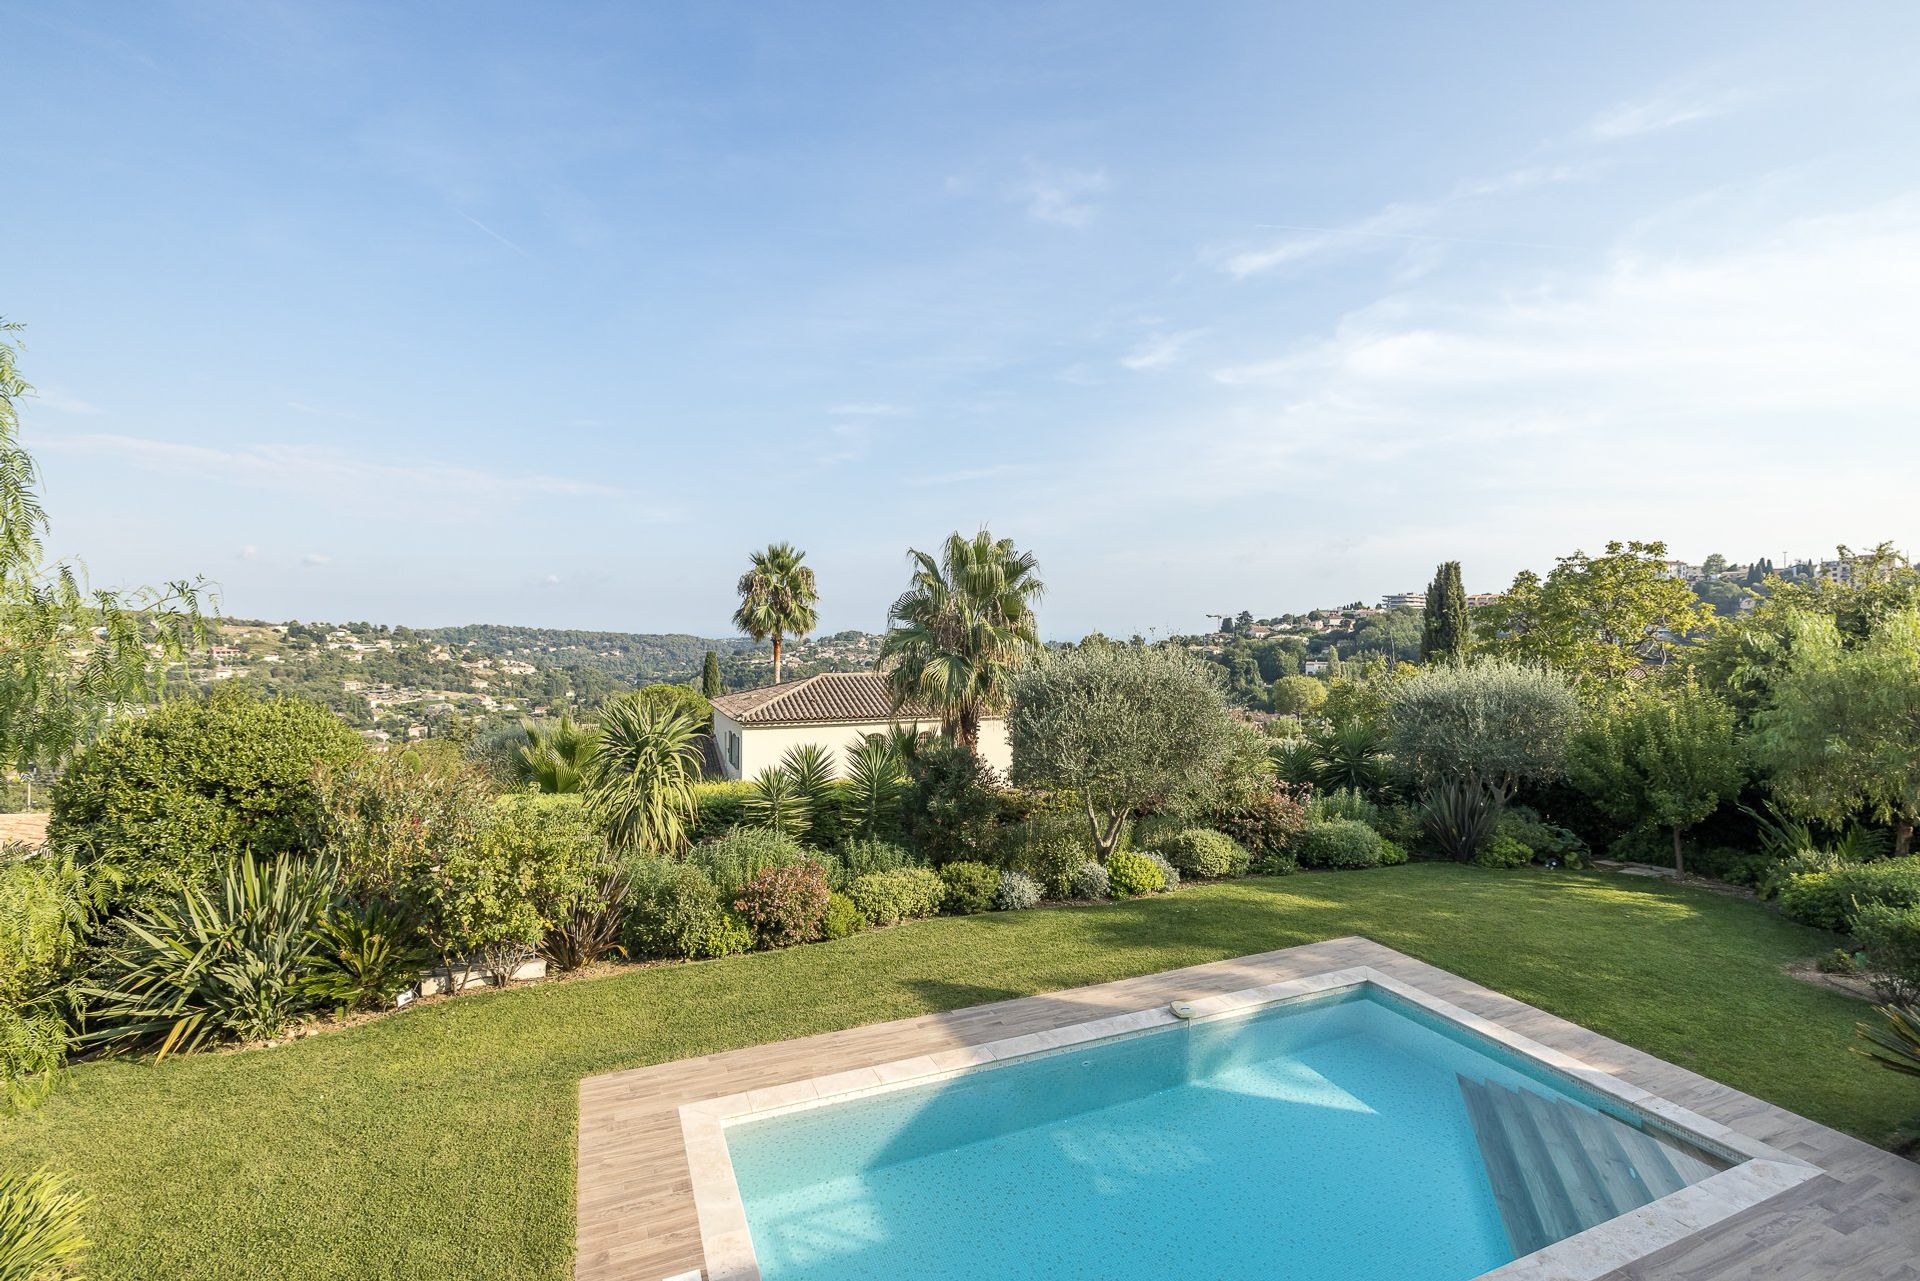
[1457,1075,1721,1259]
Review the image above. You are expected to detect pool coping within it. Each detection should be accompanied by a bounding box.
[674,964,1822,1281]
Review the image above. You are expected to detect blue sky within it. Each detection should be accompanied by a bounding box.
[7,2,1918,638]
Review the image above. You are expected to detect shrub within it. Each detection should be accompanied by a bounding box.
[845,868,946,926]
[1758,848,1843,901]
[313,755,493,915]
[733,861,831,949]
[690,827,814,901]
[1145,851,1181,890]
[1306,787,1380,826]
[1378,839,1409,866]
[994,870,1042,911]
[82,852,334,1057]
[626,864,749,959]
[939,861,1000,915]
[995,814,1095,898]
[689,781,755,843]
[486,794,621,972]
[1777,857,1920,932]
[1495,805,1588,867]
[1474,835,1534,869]
[303,898,424,1012]
[1,851,87,1100]
[0,1167,89,1279]
[49,690,365,908]
[1151,828,1250,880]
[1687,845,1771,887]
[902,740,1002,866]
[1848,900,1920,1004]
[821,892,866,940]
[830,838,915,889]
[1107,850,1165,898]
[1297,819,1393,870]
[1070,861,1110,901]
[1417,779,1503,863]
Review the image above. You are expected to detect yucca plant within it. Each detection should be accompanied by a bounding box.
[1311,720,1390,795]
[779,743,841,844]
[303,898,424,1013]
[1419,778,1503,863]
[1853,1004,1920,1079]
[843,733,906,839]
[745,766,811,841]
[80,853,333,1058]
[584,696,702,855]
[0,1167,88,1281]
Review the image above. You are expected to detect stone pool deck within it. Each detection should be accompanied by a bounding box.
[575,936,1920,1281]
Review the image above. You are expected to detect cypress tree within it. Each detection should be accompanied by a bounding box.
[701,649,722,698]
[1420,561,1469,662]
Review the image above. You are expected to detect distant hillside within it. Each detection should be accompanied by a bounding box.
[420,625,755,682]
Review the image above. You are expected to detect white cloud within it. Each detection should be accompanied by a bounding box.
[825,402,909,417]
[302,552,330,568]
[1019,163,1109,228]
[1120,329,1206,371]
[1590,85,1747,141]
[238,544,258,560]
[26,387,103,416]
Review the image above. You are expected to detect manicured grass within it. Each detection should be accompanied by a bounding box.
[3,865,1911,1280]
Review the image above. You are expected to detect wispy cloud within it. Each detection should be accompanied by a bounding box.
[1224,165,1590,278]
[1019,163,1109,228]
[302,552,331,568]
[1120,329,1207,371]
[23,387,102,416]
[907,462,1027,487]
[825,402,909,417]
[238,544,259,561]
[1590,85,1747,141]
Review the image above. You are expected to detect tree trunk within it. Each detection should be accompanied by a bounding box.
[1672,827,1686,876]
[953,707,980,752]
[1897,821,1914,859]
[771,633,783,682]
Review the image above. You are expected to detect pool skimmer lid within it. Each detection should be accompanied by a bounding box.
[1169,1000,1197,1020]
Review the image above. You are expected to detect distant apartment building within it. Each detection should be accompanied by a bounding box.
[1465,593,1504,610]
[1380,591,1426,610]
[1661,560,1705,582]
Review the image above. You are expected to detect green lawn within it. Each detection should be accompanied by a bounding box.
[3,865,1911,1280]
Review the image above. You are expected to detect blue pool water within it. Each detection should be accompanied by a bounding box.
[725,987,1724,1281]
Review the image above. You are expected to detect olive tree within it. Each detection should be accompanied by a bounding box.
[1386,659,1579,800]
[1008,643,1242,859]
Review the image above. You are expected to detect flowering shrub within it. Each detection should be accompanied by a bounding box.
[994,870,1042,911]
[845,868,946,926]
[1070,861,1110,900]
[939,861,1000,915]
[1152,828,1250,880]
[734,860,831,948]
[1107,850,1165,898]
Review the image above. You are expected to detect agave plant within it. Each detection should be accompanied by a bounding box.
[843,733,906,839]
[0,1167,88,1281]
[80,853,333,1058]
[745,766,811,840]
[1419,778,1503,864]
[1853,1004,1920,1079]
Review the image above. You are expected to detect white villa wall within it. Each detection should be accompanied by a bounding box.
[711,711,1012,781]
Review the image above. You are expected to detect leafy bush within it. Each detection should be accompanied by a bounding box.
[690,827,815,901]
[625,864,750,959]
[1306,788,1380,825]
[939,861,1000,915]
[485,794,621,973]
[1687,845,1772,888]
[845,868,946,926]
[994,870,1042,911]
[821,892,866,940]
[303,898,423,1012]
[1145,851,1181,890]
[314,755,493,914]
[995,814,1095,898]
[1378,839,1409,866]
[1151,828,1250,880]
[82,852,334,1057]
[1070,861,1110,901]
[1,851,86,1101]
[1777,857,1920,932]
[733,861,831,949]
[0,1166,89,1279]
[50,689,364,908]
[1474,835,1534,869]
[1848,900,1920,1004]
[1495,806,1589,868]
[1758,848,1844,901]
[689,781,755,843]
[1297,819,1393,870]
[902,740,1002,866]
[1107,850,1165,898]
[830,838,915,889]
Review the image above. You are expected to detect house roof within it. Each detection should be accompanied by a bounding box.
[711,671,938,726]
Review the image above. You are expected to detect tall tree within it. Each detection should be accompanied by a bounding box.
[731,542,818,683]
[1420,561,1469,663]
[1751,608,1920,856]
[701,650,722,698]
[879,529,1043,750]
[0,320,209,771]
[1568,676,1745,873]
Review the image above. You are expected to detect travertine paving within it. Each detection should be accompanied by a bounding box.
[576,937,1920,1281]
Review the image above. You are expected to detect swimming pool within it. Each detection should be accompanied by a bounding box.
[681,970,1817,1281]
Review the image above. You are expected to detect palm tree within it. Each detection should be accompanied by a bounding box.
[584,695,704,855]
[515,715,597,793]
[732,543,818,683]
[879,529,1043,751]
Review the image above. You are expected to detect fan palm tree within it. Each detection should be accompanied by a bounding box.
[732,543,818,683]
[879,529,1043,751]
[584,695,704,855]
[515,715,597,793]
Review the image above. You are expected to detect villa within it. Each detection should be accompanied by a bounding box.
[710,670,1013,780]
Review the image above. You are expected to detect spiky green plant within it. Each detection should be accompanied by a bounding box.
[1419,778,1504,864]
[843,733,906,839]
[0,1167,89,1281]
[80,853,333,1059]
[1311,719,1390,795]
[1853,1004,1920,1079]
[515,715,597,794]
[303,898,424,1013]
[745,766,811,841]
[584,695,702,855]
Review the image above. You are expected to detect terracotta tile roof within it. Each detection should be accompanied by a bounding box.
[711,671,936,725]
